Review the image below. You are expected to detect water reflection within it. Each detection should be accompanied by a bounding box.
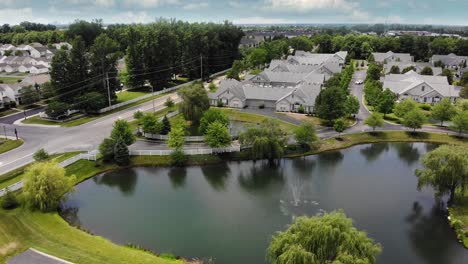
[201,163,230,191]
[238,162,284,192]
[406,199,461,264]
[60,206,81,227]
[168,167,187,188]
[359,143,389,162]
[291,157,316,178]
[393,143,420,165]
[317,151,344,166]
[94,169,138,195]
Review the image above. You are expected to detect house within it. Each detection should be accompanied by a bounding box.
[0,83,21,104]
[372,51,413,64]
[384,62,443,76]
[382,71,461,103]
[0,86,12,109]
[29,65,48,74]
[431,53,468,68]
[21,74,50,86]
[287,51,347,67]
[29,47,55,58]
[52,42,72,50]
[239,36,264,48]
[246,70,325,87]
[3,64,17,73]
[208,79,321,113]
[0,44,15,55]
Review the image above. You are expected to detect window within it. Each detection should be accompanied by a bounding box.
[421,86,425,92]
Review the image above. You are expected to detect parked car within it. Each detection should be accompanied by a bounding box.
[355,80,363,85]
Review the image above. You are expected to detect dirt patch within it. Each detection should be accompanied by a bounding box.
[0,241,19,256]
[282,113,323,126]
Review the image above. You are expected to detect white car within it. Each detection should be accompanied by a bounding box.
[355,80,363,85]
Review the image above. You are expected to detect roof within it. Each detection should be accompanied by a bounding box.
[384,62,443,76]
[21,74,50,85]
[431,53,468,66]
[372,51,413,63]
[383,71,460,97]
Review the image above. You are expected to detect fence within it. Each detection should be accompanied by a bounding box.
[129,144,240,156]
[144,133,206,142]
[0,150,98,197]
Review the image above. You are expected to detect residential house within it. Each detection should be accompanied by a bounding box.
[372,51,413,64]
[384,62,443,76]
[246,70,325,87]
[382,70,461,103]
[52,42,72,50]
[430,53,468,77]
[239,36,264,48]
[0,83,21,104]
[208,79,322,113]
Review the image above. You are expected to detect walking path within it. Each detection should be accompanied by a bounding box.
[7,248,73,264]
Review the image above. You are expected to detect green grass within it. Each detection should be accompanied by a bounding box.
[117,88,151,103]
[0,77,23,84]
[0,140,23,154]
[129,105,178,131]
[218,108,298,133]
[168,114,202,136]
[450,192,468,248]
[0,108,19,117]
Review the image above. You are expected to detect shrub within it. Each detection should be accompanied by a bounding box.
[1,189,19,210]
[216,100,224,107]
[99,138,115,162]
[161,115,171,135]
[114,138,130,166]
[419,104,431,111]
[170,149,188,167]
[164,97,175,108]
[208,83,218,92]
[297,105,305,114]
[133,110,144,120]
[33,148,49,162]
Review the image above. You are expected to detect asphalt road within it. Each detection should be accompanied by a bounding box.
[0,106,46,124]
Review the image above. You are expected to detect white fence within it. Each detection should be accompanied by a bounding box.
[0,150,98,197]
[129,144,241,156]
[144,133,206,142]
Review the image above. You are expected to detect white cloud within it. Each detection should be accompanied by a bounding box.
[95,0,115,7]
[183,2,208,10]
[123,0,180,8]
[0,8,49,24]
[233,16,296,24]
[110,11,154,23]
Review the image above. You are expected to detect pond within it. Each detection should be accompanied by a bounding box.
[61,143,468,264]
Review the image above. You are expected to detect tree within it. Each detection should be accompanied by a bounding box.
[401,66,416,74]
[164,97,175,108]
[441,68,454,85]
[364,80,383,107]
[365,112,384,131]
[239,119,287,163]
[49,50,71,102]
[420,66,434,76]
[450,110,468,135]
[247,48,268,68]
[394,98,417,118]
[205,121,231,148]
[133,110,144,120]
[125,27,145,88]
[367,53,375,63]
[199,108,229,134]
[208,83,218,92]
[376,89,395,117]
[267,211,381,264]
[45,101,70,119]
[114,138,130,166]
[75,92,107,113]
[33,148,49,162]
[460,87,468,99]
[415,145,468,204]
[141,113,162,134]
[226,60,243,80]
[315,87,347,124]
[1,188,19,210]
[170,149,188,167]
[460,72,468,87]
[20,86,40,105]
[40,81,55,99]
[161,115,171,135]
[389,65,400,74]
[431,98,457,126]
[366,63,382,82]
[99,138,115,162]
[294,123,317,149]
[23,161,75,212]
[333,118,347,136]
[402,109,427,132]
[178,83,210,124]
[344,95,359,117]
[168,123,186,150]
[110,119,135,145]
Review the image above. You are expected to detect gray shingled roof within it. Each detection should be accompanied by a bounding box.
[431,53,468,67]
[383,71,460,97]
[372,51,413,63]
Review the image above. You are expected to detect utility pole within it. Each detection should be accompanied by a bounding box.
[14,128,18,140]
[106,72,111,107]
[200,54,203,81]
[3,126,7,140]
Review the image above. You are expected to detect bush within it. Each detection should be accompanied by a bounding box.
[297,105,305,114]
[46,101,70,119]
[99,138,115,162]
[1,189,19,210]
[419,104,431,111]
[164,97,175,108]
[216,100,224,107]
[259,104,265,109]
[114,138,130,166]
[170,149,188,167]
[33,148,49,162]
[133,110,144,120]
[208,83,218,92]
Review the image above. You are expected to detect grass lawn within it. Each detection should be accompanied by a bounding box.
[451,192,468,247]
[0,139,23,154]
[218,108,298,133]
[0,77,23,84]
[129,105,178,131]
[0,108,19,117]
[117,88,151,103]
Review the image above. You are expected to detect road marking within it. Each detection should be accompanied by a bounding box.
[0,153,33,168]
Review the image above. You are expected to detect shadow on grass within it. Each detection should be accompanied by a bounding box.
[405,131,430,139]
[366,131,389,139]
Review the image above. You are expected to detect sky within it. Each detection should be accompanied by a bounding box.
[0,0,467,26]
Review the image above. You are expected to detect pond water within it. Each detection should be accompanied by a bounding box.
[61,143,468,264]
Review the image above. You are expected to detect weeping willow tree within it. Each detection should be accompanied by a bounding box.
[239,119,287,163]
[416,145,468,204]
[178,82,210,125]
[267,211,382,264]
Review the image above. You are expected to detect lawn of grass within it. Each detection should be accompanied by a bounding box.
[117,88,151,103]
[129,105,178,131]
[218,108,298,133]
[0,139,23,154]
[0,76,23,84]
[450,192,468,247]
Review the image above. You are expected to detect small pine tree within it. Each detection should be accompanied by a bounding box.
[161,115,171,135]
[1,188,19,210]
[170,149,188,167]
[114,138,130,166]
[33,148,49,162]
